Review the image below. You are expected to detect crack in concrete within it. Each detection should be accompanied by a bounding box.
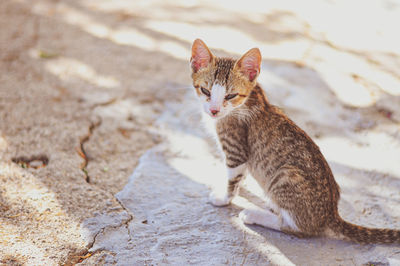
[77,118,102,183]
[115,197,134,242]
[73,94,157,263]
[77,212,132,264]
[74,185,134,264]
[82,249,117,265]
[63,232,114,265]
[74,97,135,263]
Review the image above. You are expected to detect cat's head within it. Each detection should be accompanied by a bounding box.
[190,39,261,119]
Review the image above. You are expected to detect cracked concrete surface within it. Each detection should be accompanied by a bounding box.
[1,0,400,265]
[79,88,400,265]
[77,118,102,183]
[0,0,178,264]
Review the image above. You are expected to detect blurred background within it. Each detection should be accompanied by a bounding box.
[1,0,400,264]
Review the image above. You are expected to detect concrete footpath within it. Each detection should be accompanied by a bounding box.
[1,0,400,265]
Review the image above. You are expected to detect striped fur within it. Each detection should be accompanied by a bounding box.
[191,39,400,244]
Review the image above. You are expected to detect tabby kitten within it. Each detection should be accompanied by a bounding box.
[190,39,400,244]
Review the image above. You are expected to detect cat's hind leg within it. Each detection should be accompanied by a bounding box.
[239,207,300,234]
[239,207,282,231]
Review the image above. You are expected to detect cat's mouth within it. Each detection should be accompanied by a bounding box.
[208,111,227,119]
[210,113,219,118]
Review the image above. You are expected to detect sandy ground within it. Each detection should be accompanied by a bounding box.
[1,0,400,265]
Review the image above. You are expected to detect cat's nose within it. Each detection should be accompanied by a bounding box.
[210,109,219,115]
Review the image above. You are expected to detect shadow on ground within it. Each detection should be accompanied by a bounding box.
[1,0,400,264]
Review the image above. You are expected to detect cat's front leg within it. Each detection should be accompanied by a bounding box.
[209,163,247,206]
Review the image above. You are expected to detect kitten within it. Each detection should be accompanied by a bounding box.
[190,38,400,244]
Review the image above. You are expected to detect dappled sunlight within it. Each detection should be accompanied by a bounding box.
[308,1,400,54]
[0,223,52,265]
[254,239,296,266]
[309,44,400,106]
[169,156,225,189]
[112,28,189,59]
[316,133,400,178]
[230,215,296,266]
[30,0,400,105]
[43,56,120,88]
[33,1,190,60]
[3,0,400,264]
[147,120,301,265]
[144,20,310,61]
[0,163,67,219]
[317,66,377,107]
[111,27,156,48]
[82,0,199,18]
[166,132,298,266]
[204,0,400,55]
[0,162,77,262]
[33,1,109,39]
[145,21,258,53]
[80,0,149,13]
[92,98,160,125]
[31,0,400,109]
[165,130,226,189]
[258,66,290,90]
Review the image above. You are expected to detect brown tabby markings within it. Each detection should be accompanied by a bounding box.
[227,174,243,197]
[191,39,400,244]
[192,57,253,108]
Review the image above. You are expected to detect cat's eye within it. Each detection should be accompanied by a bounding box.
[201,87,211,97]
[225,93,238,100]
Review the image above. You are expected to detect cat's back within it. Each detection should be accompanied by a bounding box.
[247,103,338,192]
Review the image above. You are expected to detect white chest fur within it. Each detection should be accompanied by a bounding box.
[201,112,225,160]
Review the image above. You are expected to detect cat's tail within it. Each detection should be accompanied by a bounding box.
[329,214,400,244]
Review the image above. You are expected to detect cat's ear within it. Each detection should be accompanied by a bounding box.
[236,48,261,82]
[191,39,213,73]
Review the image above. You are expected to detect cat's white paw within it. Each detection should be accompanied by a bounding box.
[239,209,256,224]
[208,191,231,206]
